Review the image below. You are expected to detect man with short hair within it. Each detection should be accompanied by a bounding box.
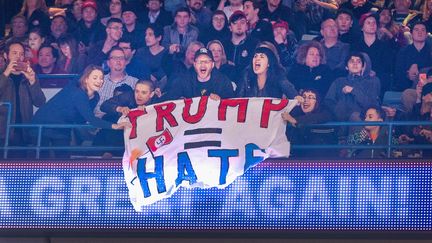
[33,45,68,87]
[118,37,151,80]
[259,0,296,35]
[335,8,360,45]
[88,18,124,66]
[0,41,46,145]
[74,0,106,48]
[94,47,138,118]
[224,11,259,76]
[162,7,199,57]
[186,0,213,32]
[140,0,173,28]
[320,18,349,71]
[49,15,69,43]
[162,47,234,101]
[243,0,274,42]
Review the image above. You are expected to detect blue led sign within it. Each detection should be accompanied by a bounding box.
[0,160,430,230]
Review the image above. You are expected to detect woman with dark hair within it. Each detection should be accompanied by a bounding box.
[26,28,46,66]
[347,106,398,158]
[134,24,168,91]
[57,34,88,74]
[282,89,335,157]
[199,10,231,46]
[237,46,298,98]
[32,65,129,157]
[287,41,334,98]
[101,0,125,26]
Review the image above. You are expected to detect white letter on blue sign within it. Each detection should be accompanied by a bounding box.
[357,177,391,218]
[70,177,101,216]
[298,177,332,218]
[258,176,294,220]
[30,176,65,217]
[0,178,12,217]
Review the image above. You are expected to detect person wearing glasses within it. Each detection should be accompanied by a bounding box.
[161,47,234,101]
[93,46,138,118]
[282,89,335,158]
[88,18,124,66]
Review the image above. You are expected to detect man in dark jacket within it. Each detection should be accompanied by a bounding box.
[162,47,235,101]
[0,41,46,146]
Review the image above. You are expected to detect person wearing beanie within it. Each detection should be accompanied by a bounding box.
[161,47,235,101]
[237,46,298,99]
[121,3,146,49]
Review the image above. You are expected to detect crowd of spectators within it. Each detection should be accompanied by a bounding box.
[1,0,432,159]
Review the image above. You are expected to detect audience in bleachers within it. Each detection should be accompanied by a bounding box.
[0,0,432,158]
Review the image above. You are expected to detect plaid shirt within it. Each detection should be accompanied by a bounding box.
[94,73,138,118]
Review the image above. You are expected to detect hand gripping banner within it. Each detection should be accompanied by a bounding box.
[120,97,297,210]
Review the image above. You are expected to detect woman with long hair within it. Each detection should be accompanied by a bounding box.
[237,46,297,98]
[20,0,50,35]
[57,34,88,74]
[32,65,129,157]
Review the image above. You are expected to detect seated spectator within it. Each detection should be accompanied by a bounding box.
[133,24,167,88]
[101,0,124,26]
[287,41,334,98]
[121,4,146,50]
[139,0,173,28]
[294,0,339,35]
[0,15,29,51]
[94,46,138,118]
[47,15,69,44]
[33,45,68,87]
[335,8,361,45]
[325,52,381,121]
[243,0,274,43]
[199,10,231,46]
[377,7,405,48]
[394,22,432,93]
[57,33,88,74]
[20,0,51,35]
[340,0,374,19]
[64,0,83,32]
[163,41,204,90]
[207,40,237,85]
[422,0,432,33]
[0,41,46,147]
[347,106,398,158]
[74,0,106,48]
[95,80,157,158]
[282,89,335,157]
[88,18,123,66]
[223,11,259,77]
[187,0,213,33]
[319,18,349,72]
[117,37,151,83]
[272,20,297,73]
[398,82,432,158]
[162,47,235,101]
[218,0,243,19]
[162,7,199,59]
[352,12,393,95]
[31,65,129,158]
[26,28,46,66]
[237,47,298,98]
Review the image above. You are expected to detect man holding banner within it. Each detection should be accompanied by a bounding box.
[161,47,235,101]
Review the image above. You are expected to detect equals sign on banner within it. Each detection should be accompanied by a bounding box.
[183,128,222,149]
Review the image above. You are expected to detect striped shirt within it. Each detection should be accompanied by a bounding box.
[94,73,138,118]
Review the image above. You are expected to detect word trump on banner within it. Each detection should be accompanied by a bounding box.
[120,97,297,210]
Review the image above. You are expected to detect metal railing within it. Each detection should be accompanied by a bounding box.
[2,101,432,159]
